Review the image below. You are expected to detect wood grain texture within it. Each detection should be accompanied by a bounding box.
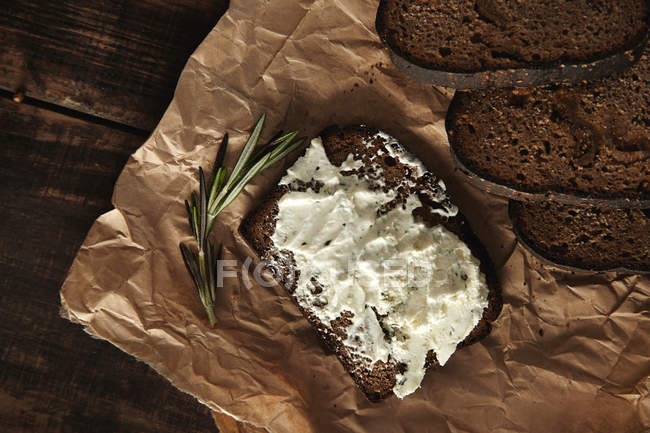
[0,97,218,433]
[0,0,228,131]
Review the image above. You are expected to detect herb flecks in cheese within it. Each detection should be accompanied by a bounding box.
[272,135,488,398]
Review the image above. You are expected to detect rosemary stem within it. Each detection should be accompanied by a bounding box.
[206,212,218,236]
[205,302,217,327]
[198,249,208,291]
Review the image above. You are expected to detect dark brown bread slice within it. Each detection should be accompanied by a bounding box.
[510,201,650,272]
[240,126,502,401]
[376,0,649,88]
[447,44,650,207]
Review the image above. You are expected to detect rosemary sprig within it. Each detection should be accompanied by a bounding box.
[180,114,304,326]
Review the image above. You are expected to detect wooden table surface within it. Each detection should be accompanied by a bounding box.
[0,1,265,431]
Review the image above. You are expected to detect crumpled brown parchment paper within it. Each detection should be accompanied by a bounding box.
[60,1,650,432]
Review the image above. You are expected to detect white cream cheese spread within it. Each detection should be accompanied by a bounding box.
[271,134,489,398]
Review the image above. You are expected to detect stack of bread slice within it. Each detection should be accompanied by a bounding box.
[446,45,649,272]
[378,0,649,272]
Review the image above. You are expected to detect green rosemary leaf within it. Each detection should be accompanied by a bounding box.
[207,134,228,203]
[190,193,199,241]
[199,167,208,250]
[213,153,271,216]
[270,131,297,146]
[272,131,299,151]
[214,134,228,174]
[232,114,265,174]
[206,241,216,301]
[247,130,294,166]
[210,114,265,214]
[265,137,306,170]
[256,132,299,169]
[185,200,196,238]
[209,167,227,207]
[180,243,202,292]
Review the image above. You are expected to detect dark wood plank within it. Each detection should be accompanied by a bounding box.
[0,0,228,131]
[0,97,218,433]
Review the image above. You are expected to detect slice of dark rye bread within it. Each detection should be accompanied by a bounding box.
[240,126,502,401]
[376,0,649,89]
[510,201,649,272]
[447,43,650,208]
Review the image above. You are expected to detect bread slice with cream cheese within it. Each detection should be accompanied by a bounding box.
[241,125,502,400]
